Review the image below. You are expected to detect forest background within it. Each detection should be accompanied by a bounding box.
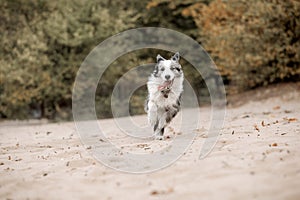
[0,0,299,120]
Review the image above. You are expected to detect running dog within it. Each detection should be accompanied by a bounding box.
[145,52,184,140]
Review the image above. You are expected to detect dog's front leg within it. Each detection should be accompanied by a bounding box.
[154,111,168,140]
[147,101,158,128]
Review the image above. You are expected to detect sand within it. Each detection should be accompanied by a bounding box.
[1,83,300,200]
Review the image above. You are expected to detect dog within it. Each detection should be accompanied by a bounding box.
[145,52,184,140]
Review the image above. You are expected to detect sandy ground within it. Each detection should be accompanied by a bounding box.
[1,83,300,200]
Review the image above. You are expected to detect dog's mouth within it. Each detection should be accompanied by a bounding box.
[158,80,174,91]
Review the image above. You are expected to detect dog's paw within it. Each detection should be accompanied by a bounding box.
[154,135,164,140]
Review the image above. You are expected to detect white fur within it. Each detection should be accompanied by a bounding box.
[146,53,184,140]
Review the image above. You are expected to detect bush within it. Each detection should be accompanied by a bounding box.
[183,0,300,93]
[0,0,138,119]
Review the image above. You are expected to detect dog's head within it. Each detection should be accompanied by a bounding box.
[153,52,183,87]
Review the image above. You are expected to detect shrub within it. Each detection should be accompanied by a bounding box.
[183,0,300,93]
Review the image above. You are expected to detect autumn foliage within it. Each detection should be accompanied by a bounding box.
[1,0,299,119]
[183,0,300,92]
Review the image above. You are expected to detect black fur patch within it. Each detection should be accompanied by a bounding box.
[144,98,149,112]
[166,109,178,123]
[177,93,182,107]
[153,64,159,77]
[157,57,164,63]
[172,103,179,110]
[154,120,159,132]
[166,114,172,123]
[161,88,171,98]
[159,127,165,136]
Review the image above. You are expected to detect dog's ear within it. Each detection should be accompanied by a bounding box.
[157,54,165,63]
[171,52,180,62]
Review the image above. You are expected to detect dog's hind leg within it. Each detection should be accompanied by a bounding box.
[154,106,179,140]
[154,128,164,140]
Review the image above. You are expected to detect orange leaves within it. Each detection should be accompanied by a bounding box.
[182,0,300,94]
[146,1,160,10]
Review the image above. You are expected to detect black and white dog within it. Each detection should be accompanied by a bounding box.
[145,52,184,140]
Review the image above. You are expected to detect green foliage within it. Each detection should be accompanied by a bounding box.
[1,0,299,120]
[0,0,139,119]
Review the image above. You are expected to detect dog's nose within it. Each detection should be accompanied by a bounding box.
[165,75,170,80]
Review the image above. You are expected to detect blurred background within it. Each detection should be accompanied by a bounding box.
[0,0,299,120]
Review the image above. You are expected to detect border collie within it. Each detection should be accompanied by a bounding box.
[145,52,184,140]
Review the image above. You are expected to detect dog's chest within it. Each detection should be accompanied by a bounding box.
[152,90,178,107]
[147,75,183,108]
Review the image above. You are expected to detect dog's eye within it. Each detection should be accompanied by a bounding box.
[171,66,180,72]
[161,67,165,71]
